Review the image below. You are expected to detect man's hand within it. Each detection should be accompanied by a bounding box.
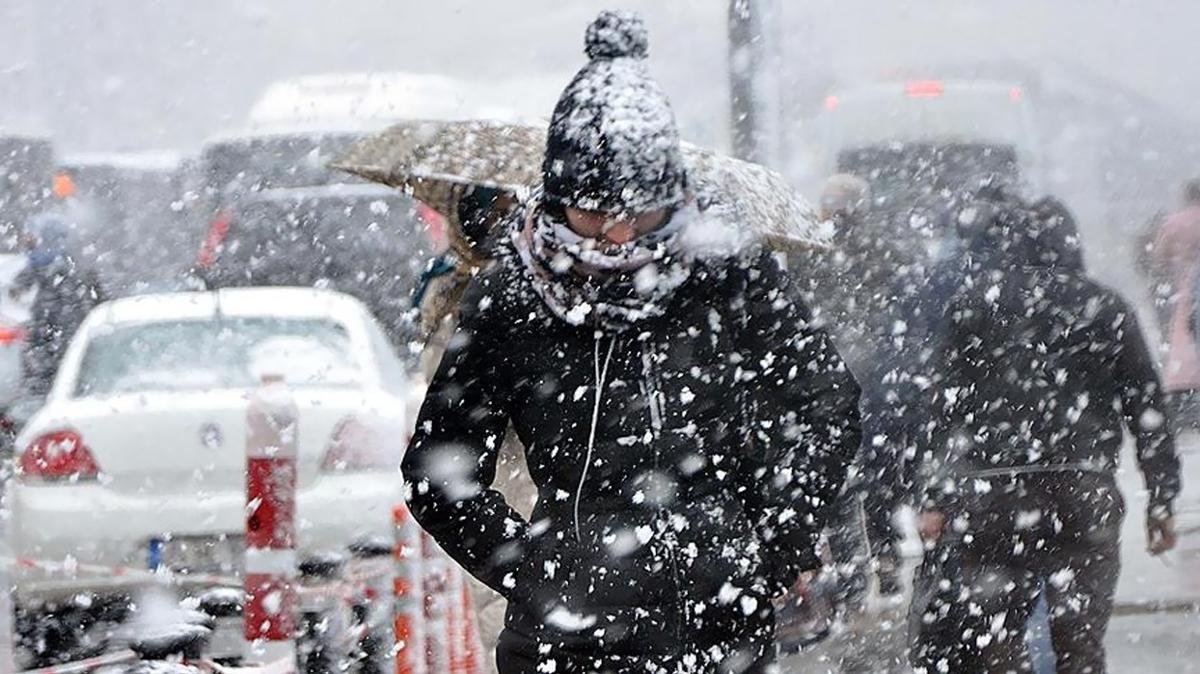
[918,510,946,545]
[1147,515,1177,556]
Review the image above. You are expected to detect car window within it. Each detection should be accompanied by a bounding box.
[75,317,363,396]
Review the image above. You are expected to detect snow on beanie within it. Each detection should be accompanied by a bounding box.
[541,10,688,215]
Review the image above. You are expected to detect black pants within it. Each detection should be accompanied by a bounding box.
[910,471,1123,674]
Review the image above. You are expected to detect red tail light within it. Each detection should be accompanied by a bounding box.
[321,417,402,473]
[905,80,944,98]
[20,429,101,482]
[0,325,25,346]
[195,209,233,269]
[823,95,840,111]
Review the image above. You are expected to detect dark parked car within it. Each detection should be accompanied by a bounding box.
[195,183,430,354]
[58,152,189,293]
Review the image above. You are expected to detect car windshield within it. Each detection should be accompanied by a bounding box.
[75,317,363,396]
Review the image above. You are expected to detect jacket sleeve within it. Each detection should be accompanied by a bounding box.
[1114,304,1182,518]
[737,251,862,588]
[401,272,529,598]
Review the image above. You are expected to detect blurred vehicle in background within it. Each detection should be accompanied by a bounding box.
[195,183,430,354]
[0,132,56,247]
[184,127,408,331]
[0,252,33,450]
[187,126,367,222]
[246,71,557,130]
[183,71,557,351]
[8,287,409,604]
[812,79,1042,261]
[57,152,190,295]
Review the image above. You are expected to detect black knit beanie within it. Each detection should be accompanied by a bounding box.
[541,10,688,215]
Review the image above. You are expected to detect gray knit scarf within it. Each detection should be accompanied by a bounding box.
[512,200,694,330]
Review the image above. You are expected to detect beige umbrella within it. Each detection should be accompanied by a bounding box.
[330,118,828,261]
[330,119,539,266]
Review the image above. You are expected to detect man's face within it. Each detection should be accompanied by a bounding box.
[564,207,668,246]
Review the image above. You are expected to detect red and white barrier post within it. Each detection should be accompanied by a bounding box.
[1,519,15,672]
[244,374,300,666]
[449,573,484,674]
[421,533,452,674]
[392,504,426,674]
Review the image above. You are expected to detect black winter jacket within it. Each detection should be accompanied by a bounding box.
[922,262,1180,517]
[403,242,861,668]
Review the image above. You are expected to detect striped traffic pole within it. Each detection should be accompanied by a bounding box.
[393,505,426,674]
[244,375,299,666]
[421,533,451,674]
[445,562,463,673]
[348,537,395,671]
[456,577,484,674]
[1,525,14,673]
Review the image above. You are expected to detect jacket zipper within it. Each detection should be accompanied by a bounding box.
[641,340,693,667]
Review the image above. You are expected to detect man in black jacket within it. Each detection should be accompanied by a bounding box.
[910,192,1180,674]
[402,11,861,674]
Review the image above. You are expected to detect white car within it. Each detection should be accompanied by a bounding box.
[7,287,410,598]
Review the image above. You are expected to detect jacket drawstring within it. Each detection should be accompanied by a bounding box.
[574,333,617,543]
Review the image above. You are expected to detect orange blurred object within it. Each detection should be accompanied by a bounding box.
[52,172,77,200]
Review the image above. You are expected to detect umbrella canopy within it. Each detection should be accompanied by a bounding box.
[330,119,829,259]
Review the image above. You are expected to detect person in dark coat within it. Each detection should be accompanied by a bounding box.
[809,174,918,604]
[9,213,106,396]
[909,192,1181,674]
[402,11,862,674]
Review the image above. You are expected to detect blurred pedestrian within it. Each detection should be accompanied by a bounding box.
[910,192,1180,674]
[1152,178,1200,431]
[402,10,861,673]
[9,213,106,396]
[1133,210,1171,334]
[811,174,914,605]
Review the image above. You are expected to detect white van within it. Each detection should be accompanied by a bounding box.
[245,71,558,132]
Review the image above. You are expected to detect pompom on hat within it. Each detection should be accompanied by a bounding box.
[541,10,687,215]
